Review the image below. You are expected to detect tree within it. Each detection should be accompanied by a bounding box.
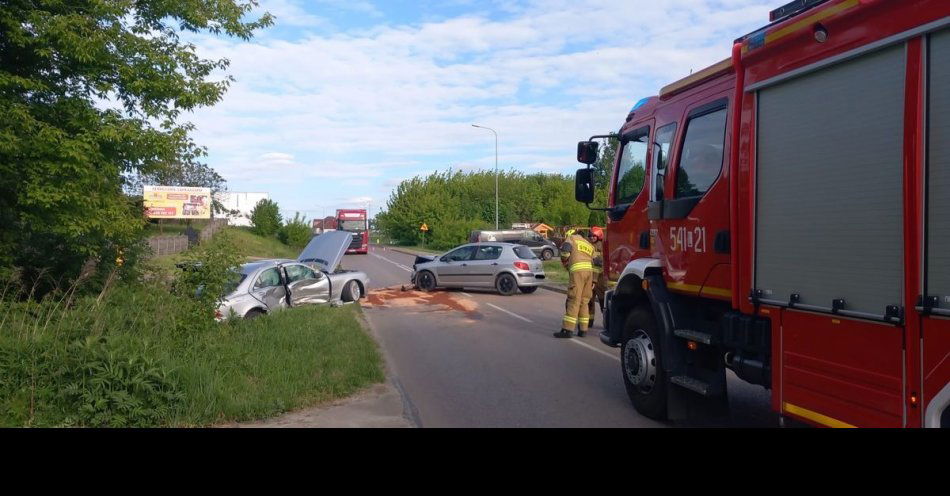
[250,199,282,237]
[278,212,312,249]
[376,169,594,250]
[0,1,272,290]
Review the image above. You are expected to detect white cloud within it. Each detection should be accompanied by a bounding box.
[186,1,776,209]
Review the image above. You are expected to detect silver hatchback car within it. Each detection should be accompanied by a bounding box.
[411,242,545,295]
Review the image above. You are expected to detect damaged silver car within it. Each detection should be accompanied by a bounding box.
[216,230,370,320]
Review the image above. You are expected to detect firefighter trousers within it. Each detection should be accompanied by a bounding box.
[588,274,606,325]
[563,270,593,332]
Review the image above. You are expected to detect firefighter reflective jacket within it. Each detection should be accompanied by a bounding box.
[592,239,604,275]
[560,234,594,272]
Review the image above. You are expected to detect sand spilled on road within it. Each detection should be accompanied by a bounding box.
[363,286,482,322]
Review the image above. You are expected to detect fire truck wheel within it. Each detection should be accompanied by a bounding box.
[495,273,518,296]
[620,306,667,420]
[416,271,437,292]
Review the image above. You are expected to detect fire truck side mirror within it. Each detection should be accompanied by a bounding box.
[577,141,599,165]
[575,168,595,204]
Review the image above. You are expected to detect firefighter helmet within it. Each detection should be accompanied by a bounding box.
[590,226,604,240]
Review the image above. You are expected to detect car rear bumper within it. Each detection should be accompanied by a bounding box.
[516,272,545,286]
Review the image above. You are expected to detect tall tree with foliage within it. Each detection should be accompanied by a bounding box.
[250,199,282,238]
[0,1,272,288]
[377,169,592,250]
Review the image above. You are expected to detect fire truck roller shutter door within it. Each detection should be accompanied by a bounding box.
[928,28,950,311]
[755,44,905,318]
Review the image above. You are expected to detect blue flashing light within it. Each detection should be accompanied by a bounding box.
[746,30,766,51]
[630,97,650,113]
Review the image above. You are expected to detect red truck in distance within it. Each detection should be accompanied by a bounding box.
[336,209,369,254]
[575,0,950,428]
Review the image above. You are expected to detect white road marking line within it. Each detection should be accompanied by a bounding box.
[570,339,621,362]
[460,292,473,297]
[487,303,534,323]
[370,252,412,272]
[486,302,619,362]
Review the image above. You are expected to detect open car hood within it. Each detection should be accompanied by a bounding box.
[297,230,351,272]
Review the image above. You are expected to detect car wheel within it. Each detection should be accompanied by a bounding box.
[495,273,518,296]
[416,270,437,292]
[342,280,362,302]
[620,306,667,420]
[541,249,554,260]
[519,286,539,294]
[244,309,264,320]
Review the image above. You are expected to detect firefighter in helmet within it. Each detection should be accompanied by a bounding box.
[587,226,606,329]
[555,228,595,338]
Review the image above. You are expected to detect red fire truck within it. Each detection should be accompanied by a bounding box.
[574,0,950,427]
[336,209,369,254]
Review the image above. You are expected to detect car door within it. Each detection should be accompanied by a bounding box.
[251,267,287,311]
[436,245,476,287]
[468,245,504,287]
[283,263,330,306]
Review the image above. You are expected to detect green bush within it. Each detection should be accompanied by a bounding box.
[250,199,282,237]
[429,218,484,251]
[278,212,312,249]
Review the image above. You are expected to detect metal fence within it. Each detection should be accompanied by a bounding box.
[147,219,227,257]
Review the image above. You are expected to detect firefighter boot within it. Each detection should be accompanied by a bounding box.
[553,329,574,339]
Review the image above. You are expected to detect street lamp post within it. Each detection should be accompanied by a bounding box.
[471,124,499,229]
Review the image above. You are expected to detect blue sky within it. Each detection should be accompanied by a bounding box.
[186,0,777,220]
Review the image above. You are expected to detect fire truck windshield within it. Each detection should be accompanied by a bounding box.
[339,220,366,232]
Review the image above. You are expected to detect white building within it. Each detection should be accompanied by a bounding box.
[214,191,269,227]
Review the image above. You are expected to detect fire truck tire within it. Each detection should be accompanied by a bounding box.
[620,305,667,420]
[416,270,437,292]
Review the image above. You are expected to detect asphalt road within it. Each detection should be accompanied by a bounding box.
[342,245,787,428]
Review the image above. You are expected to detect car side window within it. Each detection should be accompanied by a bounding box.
[473,246,502,260]
[254,268,282,289]
[285,264,314,283]
[444,246,475,262]
[675,106,727,198]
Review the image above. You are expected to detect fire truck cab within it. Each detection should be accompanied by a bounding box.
[576,0,950,427]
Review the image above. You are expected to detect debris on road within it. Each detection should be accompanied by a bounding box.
[364,286,482,322]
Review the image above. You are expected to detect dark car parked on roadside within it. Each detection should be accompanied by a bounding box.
[468,230,559,260]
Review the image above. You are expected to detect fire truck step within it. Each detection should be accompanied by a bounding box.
[670,375,712,396]
[673,329,715,345]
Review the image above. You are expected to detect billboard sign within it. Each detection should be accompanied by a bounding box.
[143,185,212,219]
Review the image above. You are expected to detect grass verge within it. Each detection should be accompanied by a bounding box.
[542,260,568,284]
[0,283,383,427]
